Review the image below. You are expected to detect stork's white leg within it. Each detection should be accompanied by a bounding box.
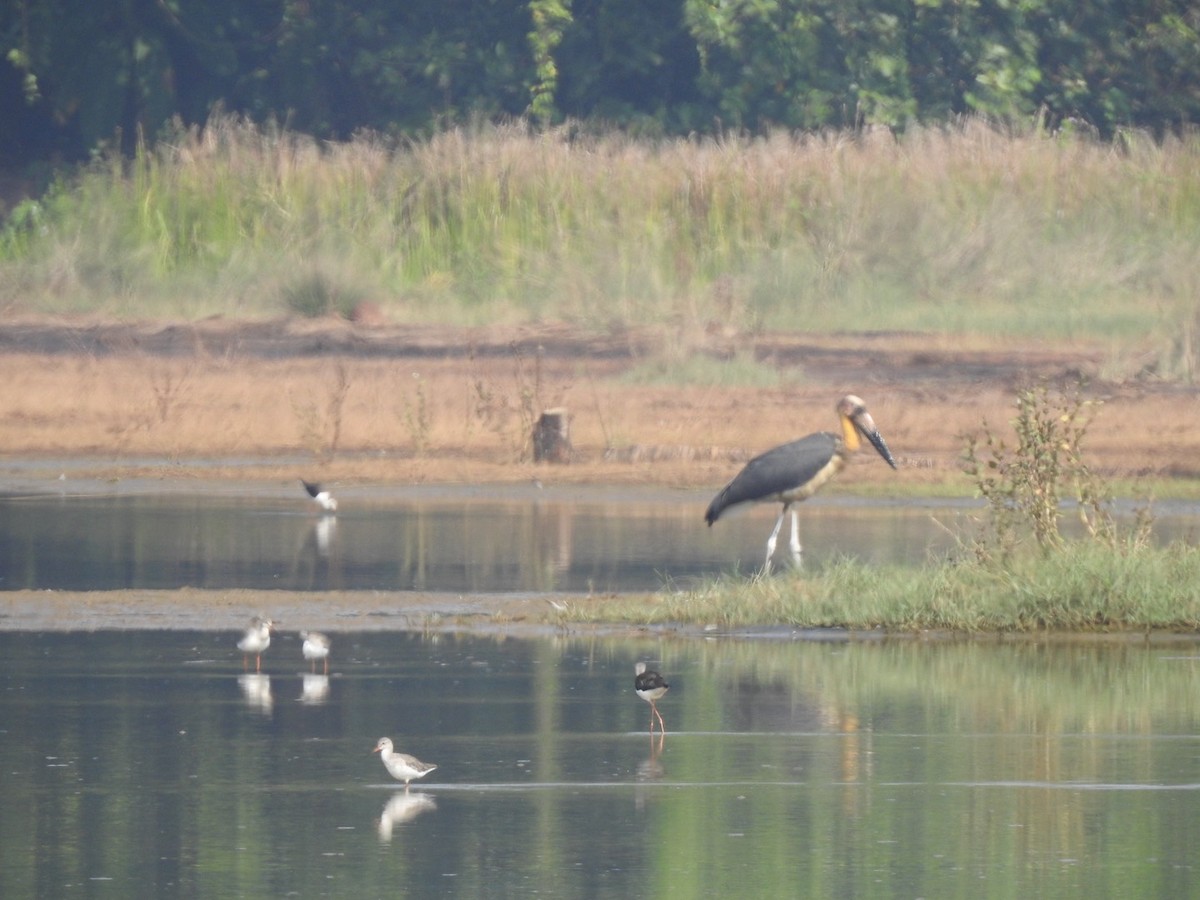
[763,507,787,572]
[788,508,802,558]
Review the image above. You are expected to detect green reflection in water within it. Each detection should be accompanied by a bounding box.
[1,632,1198,897]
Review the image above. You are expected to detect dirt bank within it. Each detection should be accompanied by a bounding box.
[0,587,626,634]
[0,316,1194,491]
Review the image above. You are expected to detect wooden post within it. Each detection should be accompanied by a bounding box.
[533,408,572,463]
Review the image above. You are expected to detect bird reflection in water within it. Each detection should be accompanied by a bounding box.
[377,792,437,842]
[635,731,666,812]
[299,673,330,705]
[637,731,666,779]
[311,515,337,558]
[237,673,273,715]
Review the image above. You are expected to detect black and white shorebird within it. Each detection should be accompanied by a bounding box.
[634,662,670,735]
[705,394,897,571]
[372,738,438,790]
[301,479,338,513]
[236,617,274,672]
[300,631,331,674]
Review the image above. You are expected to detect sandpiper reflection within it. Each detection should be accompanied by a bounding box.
[377,792,437,842]
[299,673,329,705]
[237,673,272,715]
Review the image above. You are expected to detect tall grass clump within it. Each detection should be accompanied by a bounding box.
[280,267,369,318]
[3,114,1200,356]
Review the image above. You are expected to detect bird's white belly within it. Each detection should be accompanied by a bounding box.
[774,455,845,504]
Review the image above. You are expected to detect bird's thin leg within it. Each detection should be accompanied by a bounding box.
[323,658,328,675]
[255,654,262,673]
[764,508,787,572]
[653,702,666,735]
[788,508,802,563]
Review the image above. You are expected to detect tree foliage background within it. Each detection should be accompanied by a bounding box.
[2,0,1199,166]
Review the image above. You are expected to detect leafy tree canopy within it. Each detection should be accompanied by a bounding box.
[2,0,1198,168]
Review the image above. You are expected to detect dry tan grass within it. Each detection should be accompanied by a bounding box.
[0,318,1194,490]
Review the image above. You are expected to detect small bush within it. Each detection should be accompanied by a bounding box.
[280,270,367,319]
[961,383,1152,562]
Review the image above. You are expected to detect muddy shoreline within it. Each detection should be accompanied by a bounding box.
[6,589,1197,646]
[1,315,1195,489]
[0,587,592,634]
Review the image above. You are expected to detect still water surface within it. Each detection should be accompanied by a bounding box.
[4,487,1200,897]
[4,487,1196,592]
[0,487,967,592]
[3,631,1200,898]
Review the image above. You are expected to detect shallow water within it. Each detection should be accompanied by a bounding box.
[3,631,1200,898]
[0,487,971,592]
[7,486,1195,593]
[4,486,1200,896]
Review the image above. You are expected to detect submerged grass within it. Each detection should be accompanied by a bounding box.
[4,115,1200,362]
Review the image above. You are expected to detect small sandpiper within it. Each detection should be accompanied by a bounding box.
[236,617,274,672]
[300,631,331,674]
[372,738,438,790]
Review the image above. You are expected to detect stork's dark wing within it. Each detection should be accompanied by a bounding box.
[301,479,320,499]
[705,432,838,524]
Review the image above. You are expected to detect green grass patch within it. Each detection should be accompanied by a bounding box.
[564,541,1200,632]
[4,116,1200,370]
[621,349,792,387]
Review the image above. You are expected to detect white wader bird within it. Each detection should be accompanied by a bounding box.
[300,631,331,674]
[372,738,438,790]
[236,617,274,672]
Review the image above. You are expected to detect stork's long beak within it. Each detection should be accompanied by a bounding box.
[854,413,898,469]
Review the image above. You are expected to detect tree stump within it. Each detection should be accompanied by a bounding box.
[532,408,572,463]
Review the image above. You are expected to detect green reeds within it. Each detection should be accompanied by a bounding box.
[3,115,1200,350]
[565,542,1200,632]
